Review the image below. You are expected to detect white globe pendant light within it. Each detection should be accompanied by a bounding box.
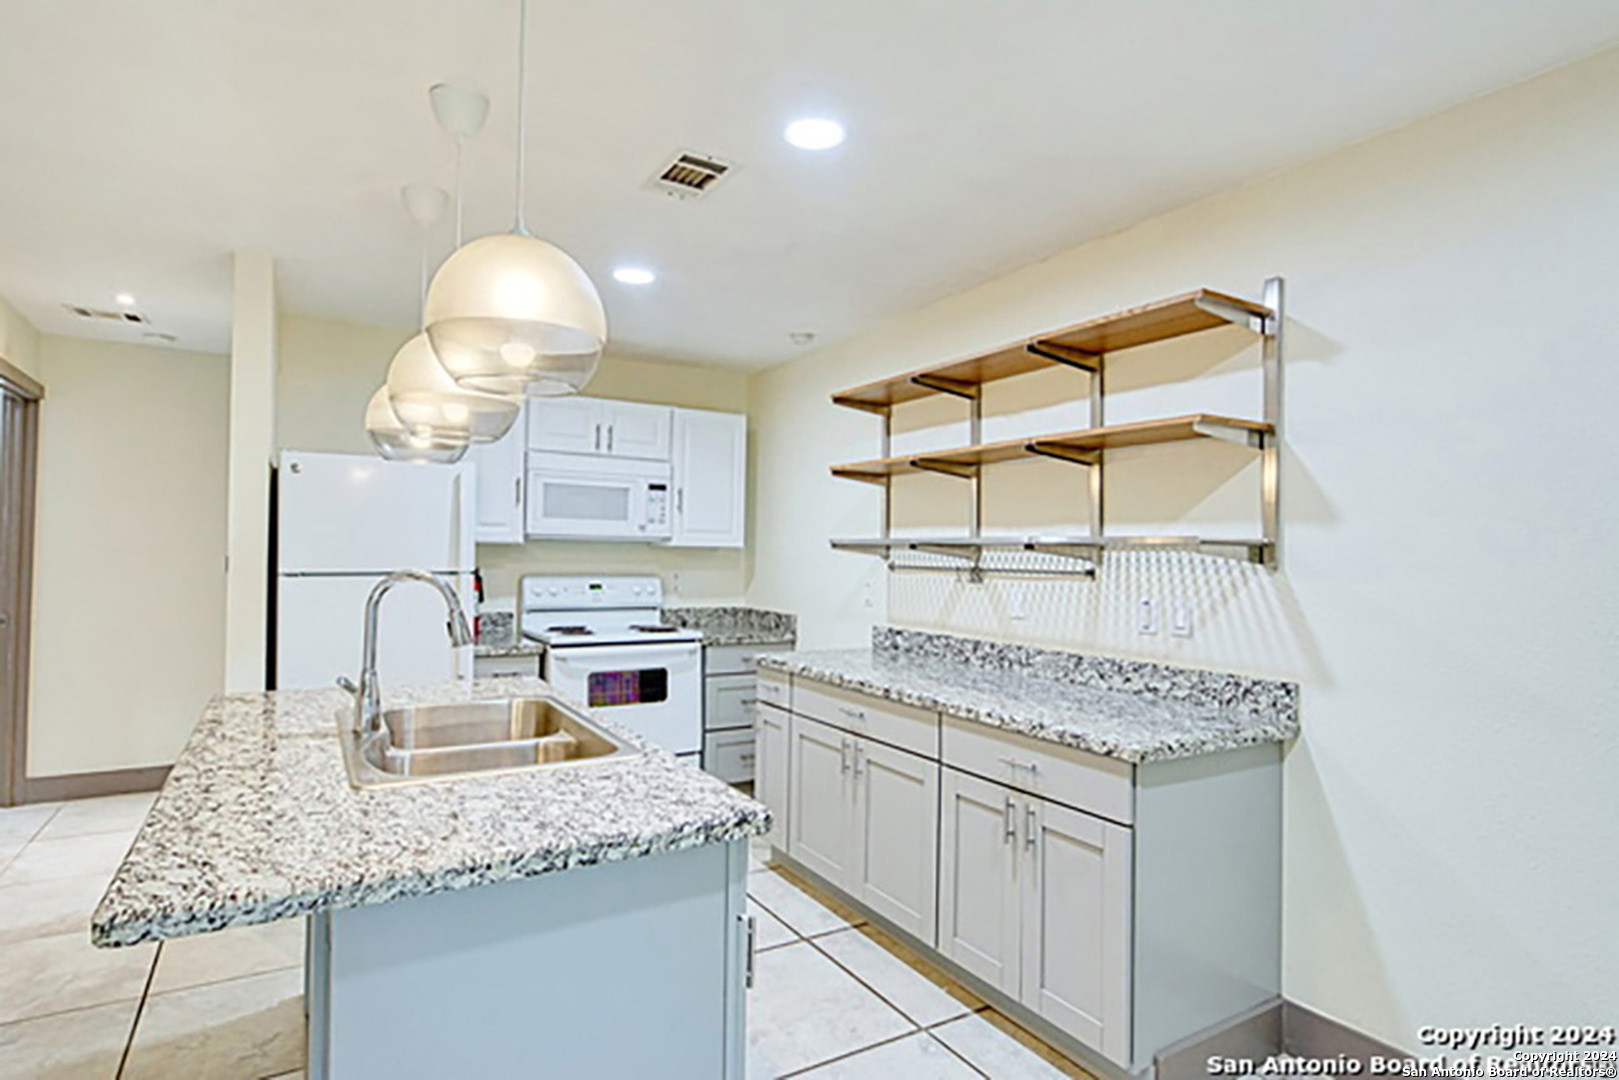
[365,386,468,464]
[386,331,519,442]
[423,0,605,398]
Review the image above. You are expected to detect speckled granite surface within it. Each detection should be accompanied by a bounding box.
[92,678,769,948]
[473,611,543,658]
[663,606,798,647]
[756,629,1297,764]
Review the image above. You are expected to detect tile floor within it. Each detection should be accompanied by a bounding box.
[0,794,1094,1079]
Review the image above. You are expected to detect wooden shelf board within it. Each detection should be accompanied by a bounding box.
[829,414,1271,482]
[830,288,1271,413]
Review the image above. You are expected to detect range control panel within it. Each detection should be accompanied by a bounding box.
[520,575,664,612]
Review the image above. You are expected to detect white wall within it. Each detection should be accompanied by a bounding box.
[0,293,40,379]
[275,312,753,605]
[747,48,1619,1047]
[28,335,228,775]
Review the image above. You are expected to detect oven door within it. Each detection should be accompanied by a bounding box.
[545,642,703,759]
[524,452,672,541]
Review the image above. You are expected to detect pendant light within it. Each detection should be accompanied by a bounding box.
[364,386,468,464]
[385,183,521,443]
[422,0,606,398]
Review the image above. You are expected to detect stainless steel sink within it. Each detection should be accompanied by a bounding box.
[339,696,640,788]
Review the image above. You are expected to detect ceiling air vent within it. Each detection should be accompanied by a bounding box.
[64,303,150,325]
[645,150,734,201]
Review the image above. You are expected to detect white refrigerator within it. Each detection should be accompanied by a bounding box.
[275,450,475,691]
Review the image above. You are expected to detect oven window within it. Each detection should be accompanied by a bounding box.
[543,482,630,522]
[587,668,669,708]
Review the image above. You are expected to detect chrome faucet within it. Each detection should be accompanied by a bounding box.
[344,570,474,736]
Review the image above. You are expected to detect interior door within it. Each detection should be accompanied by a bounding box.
[469,402,526,544]
[669,409,745,548]
[938,767,1022,994]
[755,702,791,850]
[527,396,602,454]
[602,401,672,461]
[0,362,41,806]
[1021,796,1133,1064]
[786,714,853,886]
[850,738,939,943]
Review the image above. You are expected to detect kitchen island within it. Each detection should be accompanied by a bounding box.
[92,677,770,1079]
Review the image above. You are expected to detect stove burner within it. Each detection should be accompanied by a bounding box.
[628,624,680,633]
[545,625,594,636]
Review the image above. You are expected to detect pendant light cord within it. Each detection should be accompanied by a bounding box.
[453,139,464,248]
[513,0,529,235]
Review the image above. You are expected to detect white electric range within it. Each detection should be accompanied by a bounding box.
[520,575,703,763]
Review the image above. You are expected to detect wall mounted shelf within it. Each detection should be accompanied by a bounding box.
[828,280,1285,574]
[831,289,1271,414]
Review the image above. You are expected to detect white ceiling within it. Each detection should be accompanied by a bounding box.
[1,1,1615,366]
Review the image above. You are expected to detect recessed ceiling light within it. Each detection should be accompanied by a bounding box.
[612,267,656,286]
[784,118,845,151]
[115,293,136,307]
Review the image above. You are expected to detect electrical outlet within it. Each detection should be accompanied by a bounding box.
[1137,597,1159,636]
[1171,598,1193,637]
[861,578,875,610]
[669,571,682,597]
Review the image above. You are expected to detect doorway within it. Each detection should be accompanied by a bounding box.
[0,354,42,807]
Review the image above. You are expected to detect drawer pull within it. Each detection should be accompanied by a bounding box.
[838,706,867,722]
[740,697,757,705]
[997,755,1040,776]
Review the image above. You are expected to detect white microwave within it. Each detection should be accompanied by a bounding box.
[525,452,672,540]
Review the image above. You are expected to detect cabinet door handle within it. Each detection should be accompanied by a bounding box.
[840,739,852,774]
[1025,803,1037,850]
[513,476,522,507]
[676,488,684,515]
[606,425,614,453]
[744,914,757,989]
[593,423,603,451]
[853,744,865,778]
[1004,797,1016,844]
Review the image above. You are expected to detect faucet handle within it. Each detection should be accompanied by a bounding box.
[335,676,359,696]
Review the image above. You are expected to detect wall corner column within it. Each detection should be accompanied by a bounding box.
[224,251,277,692]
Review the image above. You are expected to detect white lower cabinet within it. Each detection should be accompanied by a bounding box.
[940,767,1132,1063]
[754,702,791,850]
[787,714,939,943]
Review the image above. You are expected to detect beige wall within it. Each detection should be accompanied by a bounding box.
[28,335,228,776]
[747,48,1619,1048]
[275,312,752,604]
[0,293,41,380]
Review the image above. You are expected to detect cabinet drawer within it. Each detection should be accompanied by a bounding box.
[942,715,1133,825]
[705,673,756,732]
[793,678,939,760]
[704,729,756,784]
[757,670,790,710]
[473,654,540,679]
[706,643,790,676]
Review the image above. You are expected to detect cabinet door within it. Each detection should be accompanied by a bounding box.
[705,673,756,732]
[469,403,527,544]
[1021,797,1133,1065]
[669,409,746,548]
[602,401,672,460]
[787,714,854,887]
[850,739,939,944]
[755,703,791,850]
[528,396,603,454]
[938,768,1022,992]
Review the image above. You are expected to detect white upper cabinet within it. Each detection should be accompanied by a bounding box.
[527,396,672,461]
[670,408,746,548]
[470,401,527,544]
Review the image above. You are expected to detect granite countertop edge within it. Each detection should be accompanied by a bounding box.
[755,651,1297,765]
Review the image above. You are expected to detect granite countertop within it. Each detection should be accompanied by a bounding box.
[92,677,769,948]
[756,629,1298,765]
[473,611,542,658]
[662,606,797,648]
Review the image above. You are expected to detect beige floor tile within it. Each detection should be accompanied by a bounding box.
[750,852,769,874]
[150,919,305,994]
[0,998,139,1080]
[813,926,980,1028]
[0,803,59,847]
[798,1032,981,1078]
[122,967,306,1080]
[0,873,111,945]
[0,838,24,874]
[750,900,798,951]
[35,793,157,842]
[748,870,856,938]
[0,931,155,1024]
[0,831,136,888]
[746,941,912,1078]
[933,1011,1095,1079]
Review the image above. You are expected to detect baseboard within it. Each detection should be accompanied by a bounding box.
[1155,997,1412,1079]
[17,764,169,804]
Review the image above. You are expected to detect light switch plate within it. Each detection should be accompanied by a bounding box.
[1171,599,1193,637]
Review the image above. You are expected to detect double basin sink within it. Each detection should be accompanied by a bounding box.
[339,695,639,788]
